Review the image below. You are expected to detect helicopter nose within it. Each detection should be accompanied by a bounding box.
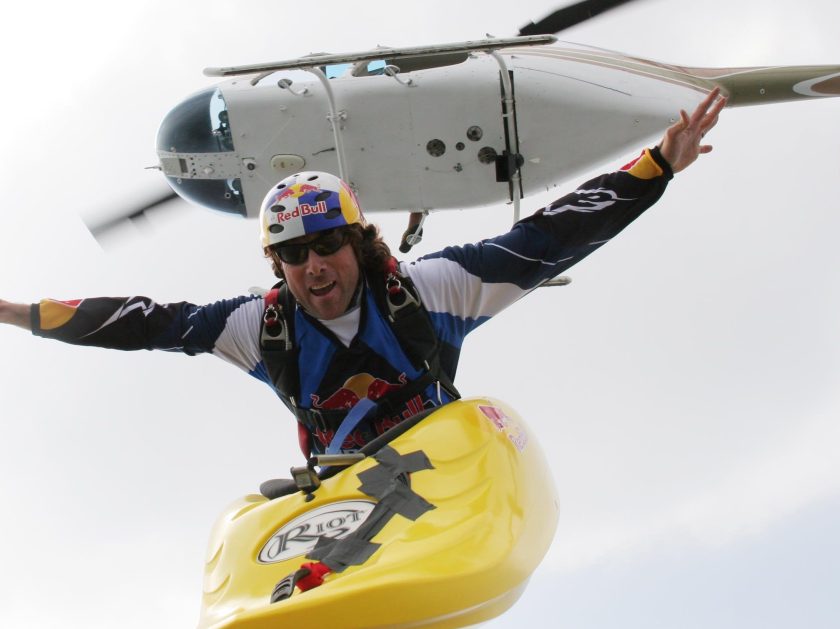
[156,87,246,216]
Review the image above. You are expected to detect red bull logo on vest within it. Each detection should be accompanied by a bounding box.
[309,373,420,452]
[311,373,407,410]
[275,200,329,222]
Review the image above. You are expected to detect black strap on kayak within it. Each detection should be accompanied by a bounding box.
[270,445,435,603]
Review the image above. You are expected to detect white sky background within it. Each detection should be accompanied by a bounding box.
[1,1,839,627]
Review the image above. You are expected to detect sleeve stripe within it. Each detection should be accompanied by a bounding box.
[486,242,573,266]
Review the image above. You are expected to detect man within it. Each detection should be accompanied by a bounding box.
[0,90,725,457]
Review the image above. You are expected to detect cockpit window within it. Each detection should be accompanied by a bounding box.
[157,87,243,215]
[157,87,233,154]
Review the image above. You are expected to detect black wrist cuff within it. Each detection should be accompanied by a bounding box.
[650,145,674,180]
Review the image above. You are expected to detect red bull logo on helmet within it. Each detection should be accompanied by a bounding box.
[274,200,329,223]
[275,182,321,201]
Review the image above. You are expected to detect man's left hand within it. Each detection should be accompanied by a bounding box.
[659,87,727,173]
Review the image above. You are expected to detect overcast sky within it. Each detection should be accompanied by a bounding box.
[2,1,839,628]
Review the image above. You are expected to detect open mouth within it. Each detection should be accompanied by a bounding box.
[309,281,336,297]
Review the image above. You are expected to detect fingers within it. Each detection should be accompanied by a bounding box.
[659,88,726,173]
[701,103,725,134]
[692,88,727,136]
[666,111,689,140]
[690,87,722,124]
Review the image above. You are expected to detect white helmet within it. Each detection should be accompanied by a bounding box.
[259,172,364,248]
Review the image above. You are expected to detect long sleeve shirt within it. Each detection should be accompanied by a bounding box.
[31,147,672,451]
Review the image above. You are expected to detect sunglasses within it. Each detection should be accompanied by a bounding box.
[275,228,349,265]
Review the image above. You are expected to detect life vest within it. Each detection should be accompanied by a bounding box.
[260,258,459,456]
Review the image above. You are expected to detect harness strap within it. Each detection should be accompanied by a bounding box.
[326,398,377,454]
[260,283,299,406]
[378,261,459,400]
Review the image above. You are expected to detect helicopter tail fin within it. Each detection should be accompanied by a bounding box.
[683,64,840,107]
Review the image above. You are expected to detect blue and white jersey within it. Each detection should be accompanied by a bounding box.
[404,147,671,362]
[31,148,672,451]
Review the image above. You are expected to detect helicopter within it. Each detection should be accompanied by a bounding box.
[89,0,840,253]
[7,1,833,626]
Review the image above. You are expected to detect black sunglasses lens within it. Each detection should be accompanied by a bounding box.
[310,230,346,256]
[277,230,347,265]
[278,244,308,265]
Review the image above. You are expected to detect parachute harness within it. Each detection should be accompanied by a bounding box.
[259,257,459,456]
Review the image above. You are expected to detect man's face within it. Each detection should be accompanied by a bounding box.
[280,231,360,320]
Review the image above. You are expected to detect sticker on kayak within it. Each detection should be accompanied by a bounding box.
[258,500,376,564]
[479,404,528,452]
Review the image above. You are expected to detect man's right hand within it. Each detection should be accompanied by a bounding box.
[0,300,31,330]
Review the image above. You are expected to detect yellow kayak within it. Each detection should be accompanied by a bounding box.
[198,397,558,629]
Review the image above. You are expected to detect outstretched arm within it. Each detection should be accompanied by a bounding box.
[659,87,727,173]
[0,299,31,330]
[407,89,730,345]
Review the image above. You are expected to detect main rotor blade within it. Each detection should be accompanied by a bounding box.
[85,191,179,241]
[519,0,637,36]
